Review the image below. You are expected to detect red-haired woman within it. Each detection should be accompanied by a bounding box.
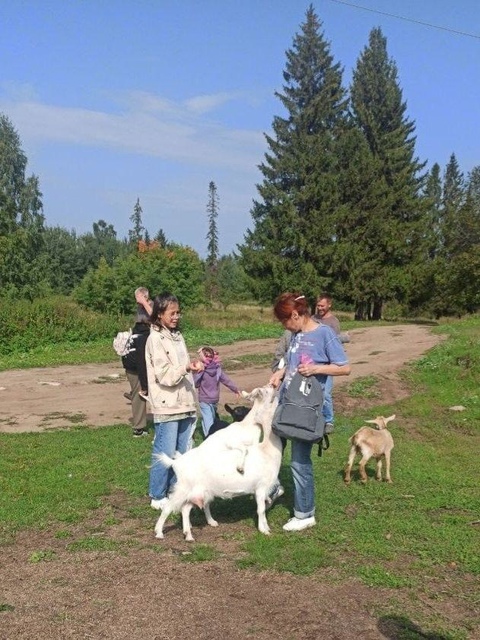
[270,293,351,532]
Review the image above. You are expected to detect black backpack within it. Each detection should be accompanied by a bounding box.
[272,372,329,455]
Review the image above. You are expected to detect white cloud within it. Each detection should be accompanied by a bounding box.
[184,91,243,114]
[0,89,266,172]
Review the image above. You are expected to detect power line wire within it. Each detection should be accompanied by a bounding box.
[327,0,480,40]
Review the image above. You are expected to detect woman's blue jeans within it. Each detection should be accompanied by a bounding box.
[322,375,334,424]
[149,416,196,500]
[291,439,316,519]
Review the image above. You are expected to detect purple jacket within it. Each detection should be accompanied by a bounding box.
[193,362,239,404]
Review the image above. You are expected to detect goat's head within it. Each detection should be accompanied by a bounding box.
[241,385,278,425]
[241,384,277,405]
[365,414,396,430]
[224,403,250,422]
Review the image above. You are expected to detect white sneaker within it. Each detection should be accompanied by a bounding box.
[150,497,168,510]
[282,516,316,532]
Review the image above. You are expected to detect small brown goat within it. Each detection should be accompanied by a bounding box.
[344,415,395,485]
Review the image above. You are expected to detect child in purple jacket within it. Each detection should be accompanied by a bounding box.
[194,346,241,437]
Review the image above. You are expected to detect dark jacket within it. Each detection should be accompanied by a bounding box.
[193,362,239,404]
[122,322,149,390]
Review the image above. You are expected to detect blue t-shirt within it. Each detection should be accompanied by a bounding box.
[282,324,349,394]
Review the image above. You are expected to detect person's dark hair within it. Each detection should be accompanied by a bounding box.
[273,292,311,321]
[317,292,333,303]
[150,292,180,328]
[135,304,151,324]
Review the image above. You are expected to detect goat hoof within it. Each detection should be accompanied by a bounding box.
[208,520,219,527]
[155,532,164,539]
[236,467,244,475]
[184,534,195,542]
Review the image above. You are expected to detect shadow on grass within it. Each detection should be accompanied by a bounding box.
[378,615,456,639]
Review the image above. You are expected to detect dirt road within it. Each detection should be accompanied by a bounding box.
[0,324,442,433]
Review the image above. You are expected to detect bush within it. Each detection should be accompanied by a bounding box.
[0,297,122,355]
[74,245,204,314]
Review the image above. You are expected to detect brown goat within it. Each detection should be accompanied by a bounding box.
[344,415,395,485]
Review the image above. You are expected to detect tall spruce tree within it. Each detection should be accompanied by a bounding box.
[206,181,219,267]
[441,153,465,258]
[205,181,219,302]
[350,28,427,319]
[239,5,348,301]
[128,197,145,246]
[433,161,480,315]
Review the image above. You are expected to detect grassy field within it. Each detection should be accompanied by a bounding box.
[0,315,479,638]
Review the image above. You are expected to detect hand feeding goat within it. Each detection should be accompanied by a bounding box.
[153,384,281,541]
[344,414,395,485]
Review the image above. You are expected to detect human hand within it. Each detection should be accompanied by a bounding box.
[269,369,284,389]
[189,359,204,372]
[297,363,317,377]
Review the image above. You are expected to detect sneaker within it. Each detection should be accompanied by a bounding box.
[150,497,168,510]
[133,428,147,437]
[324,422,334,434]
[266,484,285,509]
[139,391,149,402]
[123,391,132,401]
[282,516,316,532]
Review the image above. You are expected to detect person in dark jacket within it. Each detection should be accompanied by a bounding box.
[122,288,151,437]
[193,346,241,437]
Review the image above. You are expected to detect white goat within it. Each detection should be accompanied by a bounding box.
[154,385,281,542]
[202,392,265,474]
[344,414,396,485]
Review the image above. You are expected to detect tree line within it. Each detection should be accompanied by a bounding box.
[238,6,479,319]
[1,6,478,319]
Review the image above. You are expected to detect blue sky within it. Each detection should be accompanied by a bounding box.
[1,1,479,257]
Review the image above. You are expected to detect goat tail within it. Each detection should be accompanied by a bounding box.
[155,452,174,468]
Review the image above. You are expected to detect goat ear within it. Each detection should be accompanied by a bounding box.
[365,417,383,428]
[241,388,259,402]
[385,414,396,424]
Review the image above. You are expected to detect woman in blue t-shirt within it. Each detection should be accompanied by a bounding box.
[270,292,351,532]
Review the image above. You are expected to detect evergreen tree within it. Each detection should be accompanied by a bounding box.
[424,162,443,258]
[205,181,220,303]
[128,197,145,246]
[154,228,167,248]
[0,114,45,298]
[239,5,348,301]
[206,181,219,267]
[441,153,465,257]
[349,28,427,319]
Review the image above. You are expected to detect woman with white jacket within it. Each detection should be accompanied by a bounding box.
[145,292,203,509]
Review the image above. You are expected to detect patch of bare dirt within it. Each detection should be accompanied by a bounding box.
[0,324,443,433]
[2,324,468,640]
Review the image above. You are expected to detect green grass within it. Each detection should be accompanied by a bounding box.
[0,315,478,638]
